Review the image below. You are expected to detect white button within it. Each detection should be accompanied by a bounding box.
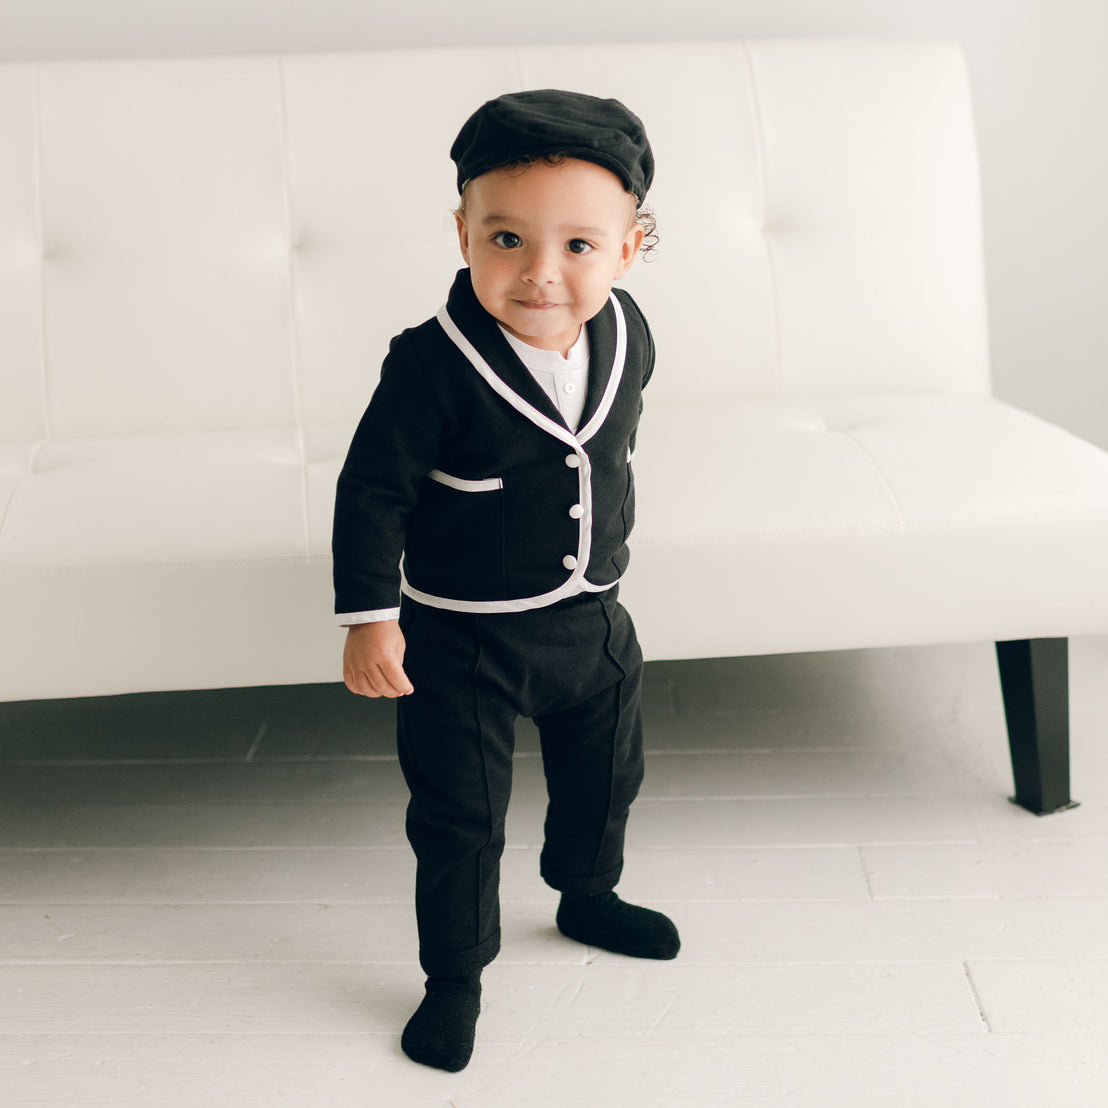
[562,555,578,570]
[568,503,584,519]
[565,454,580,468]
[563,381,576,394]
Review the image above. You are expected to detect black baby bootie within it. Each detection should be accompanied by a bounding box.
[401,973,482,1072]
[556,891,680,960]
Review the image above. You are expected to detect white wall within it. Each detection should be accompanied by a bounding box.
[3,0,1106,447]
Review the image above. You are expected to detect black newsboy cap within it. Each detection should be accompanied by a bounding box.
[451,89,654,203]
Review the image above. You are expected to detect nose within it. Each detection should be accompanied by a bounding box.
[521,243,560,285]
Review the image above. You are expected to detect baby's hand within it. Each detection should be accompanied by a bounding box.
[342,620,414,698]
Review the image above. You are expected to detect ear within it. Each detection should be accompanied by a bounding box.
[613,220,645,280]
[455,209,471,265]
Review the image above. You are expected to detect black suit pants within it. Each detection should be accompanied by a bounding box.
[396,589,645,978]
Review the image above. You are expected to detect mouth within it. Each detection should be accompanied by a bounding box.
[514,299,561,310]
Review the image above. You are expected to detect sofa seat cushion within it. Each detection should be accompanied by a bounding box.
[5,394,1108,696]
[0,427,350,700]
[624,393,1108,658]
[0,427,348,567]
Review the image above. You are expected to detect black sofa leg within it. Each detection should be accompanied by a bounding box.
[995,638,1078,815]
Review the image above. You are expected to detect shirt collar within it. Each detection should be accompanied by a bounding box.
[497,324,590,375]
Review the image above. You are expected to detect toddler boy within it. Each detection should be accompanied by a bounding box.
[333,89,678,1072]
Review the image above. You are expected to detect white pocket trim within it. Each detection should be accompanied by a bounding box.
[428,468,504,492]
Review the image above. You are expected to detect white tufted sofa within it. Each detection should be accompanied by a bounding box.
[3,41,1108,811]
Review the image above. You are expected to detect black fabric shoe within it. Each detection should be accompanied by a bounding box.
[400,974,482,1072]
[556,891,680,960]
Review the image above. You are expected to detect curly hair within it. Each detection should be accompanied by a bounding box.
[634,203,659,261]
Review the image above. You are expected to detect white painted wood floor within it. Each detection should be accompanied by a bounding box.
[2,637,1107,1107]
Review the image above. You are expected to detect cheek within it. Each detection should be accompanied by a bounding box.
[579,260,620,296]
[468,256,513,315]
[477,251,518,289]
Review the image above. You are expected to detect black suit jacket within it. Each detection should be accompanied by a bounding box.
[332,268,655,615]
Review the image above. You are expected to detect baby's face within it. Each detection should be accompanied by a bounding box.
[456,158,644,356]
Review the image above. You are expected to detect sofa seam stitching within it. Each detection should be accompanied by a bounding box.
[32,65,54,442]
[276,55,312,558]
[740,42,784,398]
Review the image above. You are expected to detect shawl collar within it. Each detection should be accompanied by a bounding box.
[442,268,619,435]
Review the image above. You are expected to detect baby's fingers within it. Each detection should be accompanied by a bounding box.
[342,620,413,698]
[374,657,414,698]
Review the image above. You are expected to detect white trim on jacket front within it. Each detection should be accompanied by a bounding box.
[407,294,627,614]
[576,295,627,445]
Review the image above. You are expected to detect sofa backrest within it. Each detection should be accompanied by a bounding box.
[0,40,989,441]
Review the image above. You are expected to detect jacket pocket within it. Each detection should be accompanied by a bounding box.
[405,471,507,600]
[427,468,504,493]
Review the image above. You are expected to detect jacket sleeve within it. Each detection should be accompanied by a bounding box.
[331,331,447,614]
[617,288,655,455]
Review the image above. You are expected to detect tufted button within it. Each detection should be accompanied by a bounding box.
[565,454,580,468]
[568,503,584,519]
[562,555,578,570]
